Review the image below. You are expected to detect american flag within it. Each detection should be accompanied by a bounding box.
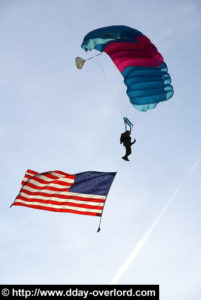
[11,169,116,217]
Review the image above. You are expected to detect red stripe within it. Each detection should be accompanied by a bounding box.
[52,170,74,177]
[16,196,104,210]
[26,169,38,175]
[19,189,105,203]
[13,202,102,217]
[22,179,72,187]
[21,182,71,192]
[22,170,38,185]
[25,170,74,181]
[22,175,74,186]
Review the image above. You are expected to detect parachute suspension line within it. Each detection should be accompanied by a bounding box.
[95,53,115,95]
[95,53,128,125]
[96,54,136,127]
[86,52,102,61]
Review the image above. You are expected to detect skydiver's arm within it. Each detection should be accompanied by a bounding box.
[131,138,136,145]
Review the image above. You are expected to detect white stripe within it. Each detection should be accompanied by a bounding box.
[51,171,70,178]
[24,171,74,183]
[24,177,74,185]
[26,170,37,176]
[18,192,104,206]
[20,186,106,199]
[21,185,70,193]
[14,200,103,213]
[22,178,73,189]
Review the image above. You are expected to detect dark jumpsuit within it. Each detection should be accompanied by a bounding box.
[120,131,135,160]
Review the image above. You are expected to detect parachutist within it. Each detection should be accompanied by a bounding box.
[120,130,136,161]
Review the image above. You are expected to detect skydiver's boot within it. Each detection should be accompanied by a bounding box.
[122,156,129,161]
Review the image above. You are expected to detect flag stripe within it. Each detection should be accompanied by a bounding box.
[17,195,104,207]
[22,176,74,186]
[26,169,38,175]
[21,181,72,191]
[20,187,106,199]
[13,202,102,216]
[13,200,103,213]
[19,192,105,203]
[23,171,75,184]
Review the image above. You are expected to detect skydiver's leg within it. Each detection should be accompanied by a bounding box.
[126,147,131,157]
[122,146,131,161]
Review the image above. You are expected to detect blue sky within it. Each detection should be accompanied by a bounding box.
[1,0,201,298]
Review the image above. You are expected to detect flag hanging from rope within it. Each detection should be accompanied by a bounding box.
[11,169,116,217]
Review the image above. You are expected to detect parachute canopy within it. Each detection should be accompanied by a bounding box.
[81,25,174,112]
